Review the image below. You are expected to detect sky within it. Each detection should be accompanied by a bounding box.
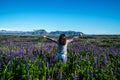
[0,0,120,34]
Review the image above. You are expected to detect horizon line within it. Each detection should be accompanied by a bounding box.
[0,29,120,35]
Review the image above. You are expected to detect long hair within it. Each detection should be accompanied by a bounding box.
[59,34,66,45]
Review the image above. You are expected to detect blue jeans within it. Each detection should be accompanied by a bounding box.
[57,53,67,63]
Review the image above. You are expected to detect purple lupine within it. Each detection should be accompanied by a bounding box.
[5,55,10,63]
[44,56,47,63]
[19,49,24,56]
[57,69,62,80]
[73,71,78,80]
[97,54,101,69]
[86,55,89,61]
[48,76,52,80]
[94,59,97,69]
[103,55,107,66]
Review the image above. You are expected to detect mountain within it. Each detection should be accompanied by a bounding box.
[33,29,48,35]
[0,30,34,35]
[49,31,83,36]
[0,29,83,36]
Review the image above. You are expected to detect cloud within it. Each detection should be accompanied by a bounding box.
[0,27,18,31]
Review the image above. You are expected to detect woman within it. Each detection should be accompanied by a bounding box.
[43,34,78,63]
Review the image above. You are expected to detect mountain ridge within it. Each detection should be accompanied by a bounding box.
[0,29,83,36]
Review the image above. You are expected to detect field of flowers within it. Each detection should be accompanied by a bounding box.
[0,35,120,80]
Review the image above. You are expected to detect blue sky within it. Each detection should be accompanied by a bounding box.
[0,0,120,34]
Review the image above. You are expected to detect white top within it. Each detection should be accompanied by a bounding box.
[56,40,71,55]
[46,37,73,55]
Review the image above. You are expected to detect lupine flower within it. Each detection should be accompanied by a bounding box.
[73,71,78,80]
[103,55,107,66]
[48,76,52,80]
[94,59,97,69]
[57,69,62,80]
[86,55,89,61]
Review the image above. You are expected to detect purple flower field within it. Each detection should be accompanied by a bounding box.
[0,35,120,80]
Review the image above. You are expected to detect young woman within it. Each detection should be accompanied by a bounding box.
[43,34,79,63]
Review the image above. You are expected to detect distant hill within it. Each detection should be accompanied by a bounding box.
[33,29,48,35]
[0,29,83,36]
[0,30,34,35]
[49,31,83,36]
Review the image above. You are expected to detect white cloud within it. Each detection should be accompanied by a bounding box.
[0,27,34,31]
[0,27,19,31]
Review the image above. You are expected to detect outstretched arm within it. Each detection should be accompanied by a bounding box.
[68,36,79,43]
[43,36,58,43]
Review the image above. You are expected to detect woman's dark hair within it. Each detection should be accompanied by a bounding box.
[59,34,66,45]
